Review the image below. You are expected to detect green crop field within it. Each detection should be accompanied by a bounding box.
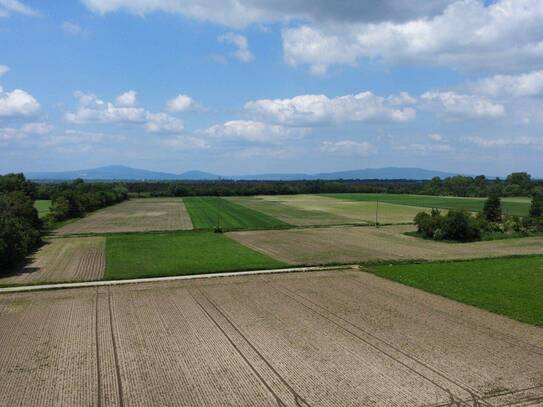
[34,200,51,218]
[369,256,543,326]
[183,196,289,230]
[105,231,286,280]
[322,193,531,217]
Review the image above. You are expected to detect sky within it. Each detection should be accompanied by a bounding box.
[1,0,543,177]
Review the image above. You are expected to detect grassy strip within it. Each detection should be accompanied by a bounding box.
[34,200,51,218]
[183,196,290,230]
[367,255,543,326]
[105,230,286,280]
[322,193,530,217]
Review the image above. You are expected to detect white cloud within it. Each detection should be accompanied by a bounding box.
[218,32,253,62]
[321,140,377,156]
[81,0,452,28]
[463,135,543,149]
[65,91,184,133]
[166,94,199,112]
[396,143,452,152]
[0,0,38,17]
[201,120,308,144]
[0,86,40,117]
[245,92,416,125]
[61,21,82,35]
[0,122,52,141]
[428,133,443,141]
[0,65,9,77]
[21,122,53,134]
[158,136,209,150]
[420,91,504,118]
[471,70,543,98]
[282,0,543,74]
[116,90,137,107]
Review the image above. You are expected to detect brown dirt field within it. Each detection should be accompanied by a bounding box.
[228,224,543,265]
[0,237,105,285]
[0,270,542,406]
[55,198,193,235]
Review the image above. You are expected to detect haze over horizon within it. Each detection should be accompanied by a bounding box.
[1,0,543,176]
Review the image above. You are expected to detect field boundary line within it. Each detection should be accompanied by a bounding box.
[0,264,358,294]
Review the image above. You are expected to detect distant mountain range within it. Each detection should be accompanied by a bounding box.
[23,165,462,181]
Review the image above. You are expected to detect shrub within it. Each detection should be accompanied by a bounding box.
[530,191,543,218]
[483,193,502,222]
[414,208,443,238]
[441,209,481,241]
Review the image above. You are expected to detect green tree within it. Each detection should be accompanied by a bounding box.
[483,193,502,222]
[530,191,543,218]
[441,209,481,242]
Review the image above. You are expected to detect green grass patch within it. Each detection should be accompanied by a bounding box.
[322,193,530,217]
[183,196,289,230]
[368,256,543,326]
[105,231,286,280]
[34,200,51,218]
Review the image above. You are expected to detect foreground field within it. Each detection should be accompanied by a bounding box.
[55,198,193,235]
[0,236,105,285]
[0,270,542,406]
[229,225,543,265]
[323,193,531,216]
[230,194,426,225]
[370,256,543,326]
[105,231,285,279]
[184,196,288,230]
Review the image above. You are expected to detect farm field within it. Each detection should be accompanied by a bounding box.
[34,199,51,218]
[105,231,285,280]
[230,194,426,225]
[0,270,542,406]
[0,236,105,285]
[55,198,193,235]
[369,256,543,326]
[323,193,531,216]
[228,225,543,265]
[184,196,289,230]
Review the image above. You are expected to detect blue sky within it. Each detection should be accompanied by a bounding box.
[1,0,543,177]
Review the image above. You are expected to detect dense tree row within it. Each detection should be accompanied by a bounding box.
[0,174,42,269]
[44,179,128,223]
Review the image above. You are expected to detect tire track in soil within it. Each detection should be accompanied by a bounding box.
[95,287,102,407]
[189,288,311,407]
[107,287,124,407]
[271,282,491,407]
[349,273,543,357]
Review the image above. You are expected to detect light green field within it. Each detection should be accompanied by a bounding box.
[105,231,286,279]
[322,193,531,217]
[34,200,51,218]
[230,194,427,225]
[183,196,289,230]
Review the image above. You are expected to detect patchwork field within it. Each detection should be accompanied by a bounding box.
[105,231,286,280]
[369,256,543,326]
[230,194,426,225]
[0,236,105,285]
[55,198,193,235]
[229,225,543,265]
[184,196,289,230]
[0,270,542,406]
[323,193,531,216]
[34,199,51,218]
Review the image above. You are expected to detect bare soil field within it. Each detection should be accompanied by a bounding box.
[0,237,105,285]
[56,198,193,235]
[0,270,542,406]
[228,225,543,265]
[229,195,426,225]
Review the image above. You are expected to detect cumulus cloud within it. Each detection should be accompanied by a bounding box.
[245,92,416,125]
[420,91,505,118]
[166,94,199,112]
[320,140,377,156]
[65,91,184,133]
[463,135,543,149]
[0,122,52,141]
[218,32,253,62]
[201,120,309,143]
[0,0,38,17]
[283,0,543,74]
[61,21,82,35]
[81,0,452,28]
[0,65,9,77]
[428,133,443,141]
[0,86,40,117]
[471,70,543,98]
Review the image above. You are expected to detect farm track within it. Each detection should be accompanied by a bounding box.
[0,270,541,406]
